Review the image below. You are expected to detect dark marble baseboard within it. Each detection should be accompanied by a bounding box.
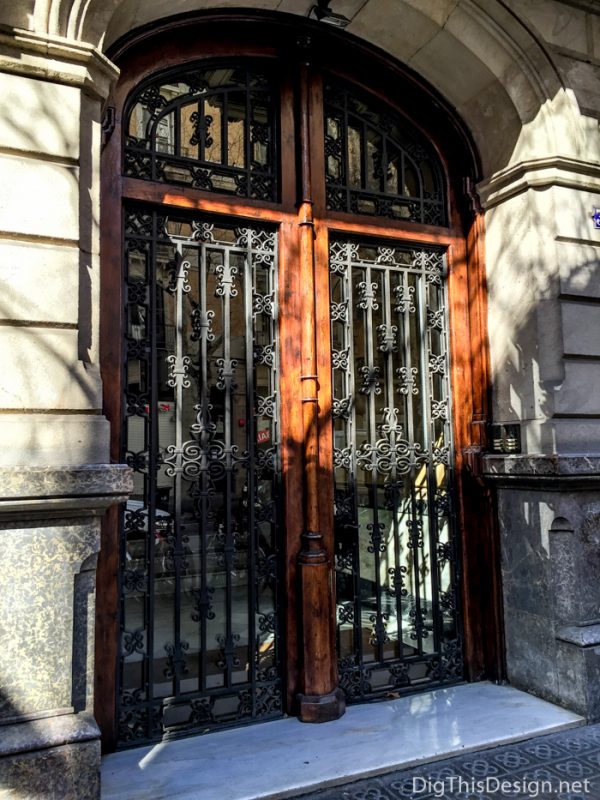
[0,738,100,800]
[0,464,132,519]
[482,453,600,489]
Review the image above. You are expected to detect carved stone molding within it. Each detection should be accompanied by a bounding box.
[481,454,600,490]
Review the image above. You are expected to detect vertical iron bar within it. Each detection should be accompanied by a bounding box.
[199,99,205,163]
[398,269,415,656]
[383,268,402,660]
[345,249,362,679]
[223,247,233,688]
[245,237,257,715]
[414,268,431,654]
[245,70,252,196]
[223,94,229,167]
[425,271,443,659]
[173,243,184,699]
[199,243,208,697]
[174,105,181,158]
[147,210,159,737]
[402,268,423,655]
[364,262,383,663]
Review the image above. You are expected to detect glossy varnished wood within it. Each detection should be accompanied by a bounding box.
[97,13,503,750]
[96,91,124,751]
[278,219,303,708]
[295,59,344,720]
[465,210,505,682]
[121,178,297,219]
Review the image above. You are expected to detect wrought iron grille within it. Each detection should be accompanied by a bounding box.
[324,81,446,226]
[330,237,462,702]
[118,206,282,745]
[125,64,277,201]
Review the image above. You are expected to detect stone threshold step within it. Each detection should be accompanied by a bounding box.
[101,682,584,800]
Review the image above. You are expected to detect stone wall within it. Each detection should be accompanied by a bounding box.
[484,456,600,720]
[477,3,600,716]
[0,27,125,800]
[481,0,600,455]
[0,28,117,466]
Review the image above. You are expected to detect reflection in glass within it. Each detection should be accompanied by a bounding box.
[124,65,276,201]
[119,208,282,745]
[330,237,460,702]
[324,79,446,225]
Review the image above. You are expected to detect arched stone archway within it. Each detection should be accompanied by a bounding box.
[29,0,569,176]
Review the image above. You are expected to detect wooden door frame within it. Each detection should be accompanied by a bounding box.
[96,12,503,753]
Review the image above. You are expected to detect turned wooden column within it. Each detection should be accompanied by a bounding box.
[295,44,345,722]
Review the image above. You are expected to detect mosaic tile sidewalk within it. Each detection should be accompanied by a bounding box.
[296,723,600,800]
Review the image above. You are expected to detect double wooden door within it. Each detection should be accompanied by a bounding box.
[98,18,500,751]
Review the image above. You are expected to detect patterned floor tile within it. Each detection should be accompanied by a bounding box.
[296,724,600,800]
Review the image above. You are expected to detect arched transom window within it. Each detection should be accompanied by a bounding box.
[125,63,277,200]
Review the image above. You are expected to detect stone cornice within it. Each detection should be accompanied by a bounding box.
[478,156,600,208]
[556,623,600,648]
[0,464,132,518]
[0,24,118,99]
[0,712,99,757]
[481,453,600,490]
[554,0,600,16]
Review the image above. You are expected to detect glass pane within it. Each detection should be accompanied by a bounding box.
[205,96,223,164]
[324,79,446,225]
[251,95,270,167]
[180,102,198,159]
[119,208,282,745]
[348,124,362,189]
[331,237,460,703]
[227,93,246,168]
[124,66,277,202]
[155,112,175,154]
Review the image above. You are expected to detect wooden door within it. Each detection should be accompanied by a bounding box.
[96,15,502,752]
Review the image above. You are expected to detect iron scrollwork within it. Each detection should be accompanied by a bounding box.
[125,64,277,202]
[324,80,446,226]
[118,206,282,745]
[331,236,461,703]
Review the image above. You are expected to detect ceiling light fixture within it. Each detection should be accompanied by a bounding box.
[308,0,351,29]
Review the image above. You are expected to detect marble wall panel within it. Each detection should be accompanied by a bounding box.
[0,521,100,722]
[496,479,600,721]
[0,740,100,800]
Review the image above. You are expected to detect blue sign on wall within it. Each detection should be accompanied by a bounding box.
[593,208,600,229]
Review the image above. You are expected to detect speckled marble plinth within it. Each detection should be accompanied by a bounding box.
[0,740,100,800]
[0,714,101,798]
[0,464,131,800]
